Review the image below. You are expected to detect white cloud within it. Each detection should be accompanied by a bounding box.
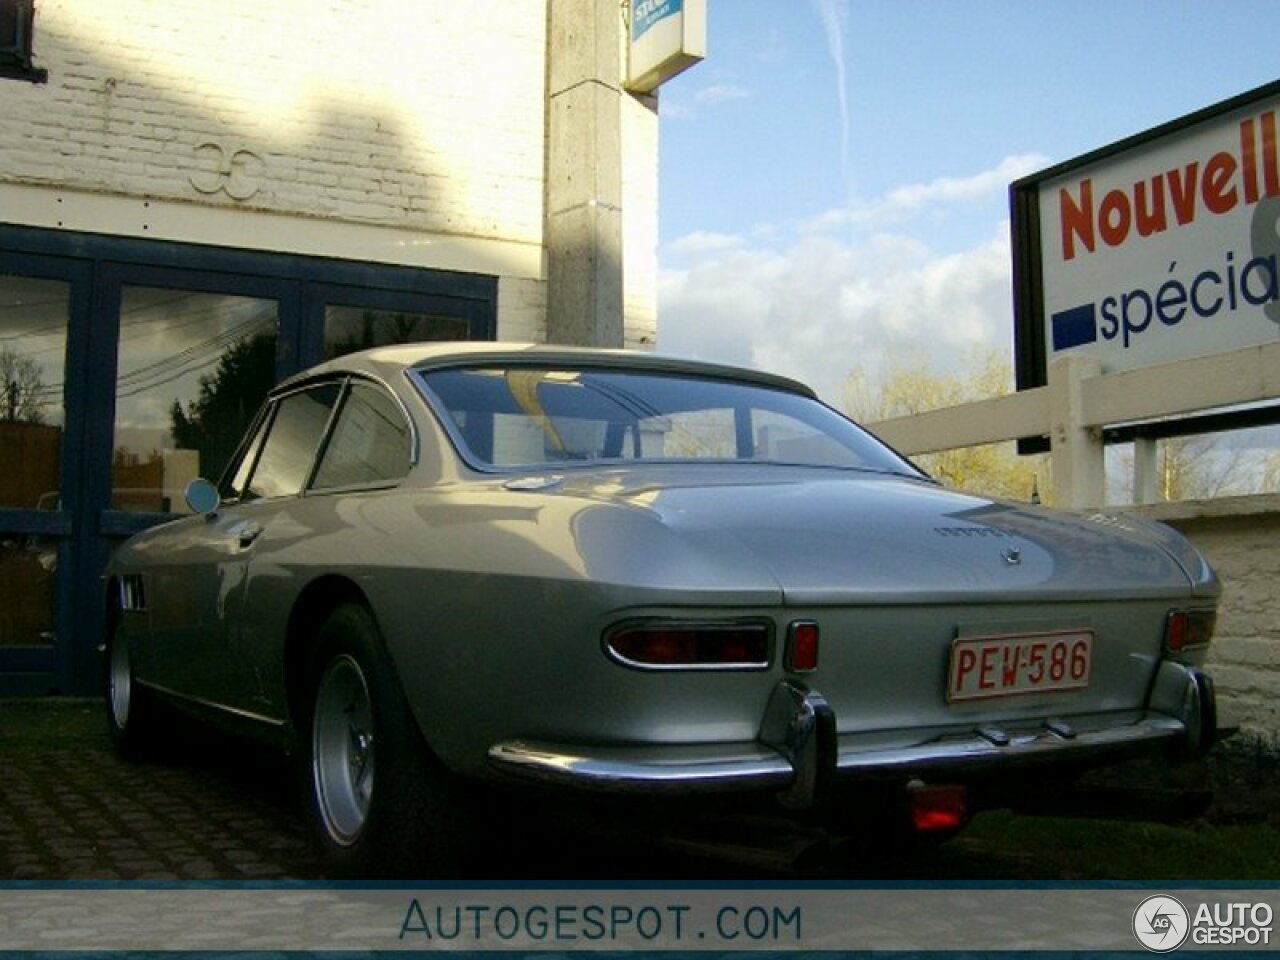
[693,83,749,107]
[836,154,1049,232]
[662,81,751,120]
[811,0,852,185]
[665,230,748,258]
[657,158,1028,406]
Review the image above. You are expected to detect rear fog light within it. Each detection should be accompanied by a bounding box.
[909,782,968,833]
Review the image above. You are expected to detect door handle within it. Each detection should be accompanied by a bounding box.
[237,522,264,548]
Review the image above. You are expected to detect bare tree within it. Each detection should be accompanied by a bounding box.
[1158,436,1279,501]
[1265,452,1280,492]
[844,349,1049,504]
[0,348,48,424]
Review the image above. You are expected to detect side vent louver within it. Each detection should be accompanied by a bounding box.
[119,575,147,612]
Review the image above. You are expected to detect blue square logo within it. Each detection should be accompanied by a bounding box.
[1051,303,1098,352]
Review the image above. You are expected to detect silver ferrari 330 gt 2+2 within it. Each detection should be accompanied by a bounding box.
[103,343,1220,874]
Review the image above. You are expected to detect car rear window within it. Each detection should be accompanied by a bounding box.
[416,365,920,476]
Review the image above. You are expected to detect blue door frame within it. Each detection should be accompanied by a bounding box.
[0,224,497,695]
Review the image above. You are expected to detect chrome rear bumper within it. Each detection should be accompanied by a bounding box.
[487,661,1216,809]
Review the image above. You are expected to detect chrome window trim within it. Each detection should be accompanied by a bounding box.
[223,371,419,504]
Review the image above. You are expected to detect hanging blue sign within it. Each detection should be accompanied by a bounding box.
[627,0,704,93]
[632,0,683,41]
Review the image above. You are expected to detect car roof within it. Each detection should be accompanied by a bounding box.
[272,341,819,399]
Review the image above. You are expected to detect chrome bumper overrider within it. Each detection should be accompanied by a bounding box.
[487,661,1216,810]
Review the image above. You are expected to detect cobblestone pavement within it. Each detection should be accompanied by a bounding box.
[0,698,774,882]
[0,698,937,882]
[4,698,1277,882]
[0,699,321,881]
[0,699,819,882]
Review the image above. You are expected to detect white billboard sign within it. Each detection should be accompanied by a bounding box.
[627,0,705,94]
[1019,85,1280,382]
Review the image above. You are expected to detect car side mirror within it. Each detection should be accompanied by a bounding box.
[184,478,221,516]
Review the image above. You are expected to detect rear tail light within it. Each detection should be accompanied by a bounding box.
[1165,609,1217,654]
[604,620,770,670]
[908,782,968,834]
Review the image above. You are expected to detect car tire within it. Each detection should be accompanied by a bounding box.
[302,603,471,878]
[104,619,161,760]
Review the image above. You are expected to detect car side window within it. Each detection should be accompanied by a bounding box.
[244,383,342,500]
[311,382,412,490]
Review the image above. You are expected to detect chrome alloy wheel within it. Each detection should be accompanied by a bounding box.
[312,654,376,847]
[108,631,133,730]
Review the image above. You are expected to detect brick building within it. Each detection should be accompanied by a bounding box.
[0,0,665,692]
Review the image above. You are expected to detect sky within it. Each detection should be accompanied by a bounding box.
[655,0,1280,407]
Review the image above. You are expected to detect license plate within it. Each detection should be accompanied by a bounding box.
[948,629,1093,702]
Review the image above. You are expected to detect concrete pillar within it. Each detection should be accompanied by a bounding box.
[1048,353,1105,509]
[1133,436,1160,504]
[545,0,626,347]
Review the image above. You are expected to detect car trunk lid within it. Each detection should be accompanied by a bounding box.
[558,465,1197,604]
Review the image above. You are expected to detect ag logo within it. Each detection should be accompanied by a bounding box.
[1252,195,1280,326]
[1133,895,1190,952]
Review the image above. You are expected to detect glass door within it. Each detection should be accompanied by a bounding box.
[110,286,281,515]
[0,253,94,694]
[0,274,69,659]
[94,266,295,544]
[1,227,497,695]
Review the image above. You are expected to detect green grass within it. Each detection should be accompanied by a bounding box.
[956,810,1280,881]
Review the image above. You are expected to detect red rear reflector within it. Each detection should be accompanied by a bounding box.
[787,621,819,672]
[909,784,967,833]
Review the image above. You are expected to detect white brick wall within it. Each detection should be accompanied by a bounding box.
[6,0,548,243]
[3,0,661,348]
[1140,497,1280,744]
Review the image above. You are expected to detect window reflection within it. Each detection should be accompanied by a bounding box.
[420,367,913,473]
[0,274,66,651]
[113,288,277,512]
[311,383,411,489]
[0,275,68,510]
[0,536,56,648]
[246,384,341,500]
[324,305,467,360]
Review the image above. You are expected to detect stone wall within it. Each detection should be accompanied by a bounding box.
[1134,494,1280,743]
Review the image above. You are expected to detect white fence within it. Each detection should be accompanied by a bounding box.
[866,342,1280,741]
[867,341,1280,509]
